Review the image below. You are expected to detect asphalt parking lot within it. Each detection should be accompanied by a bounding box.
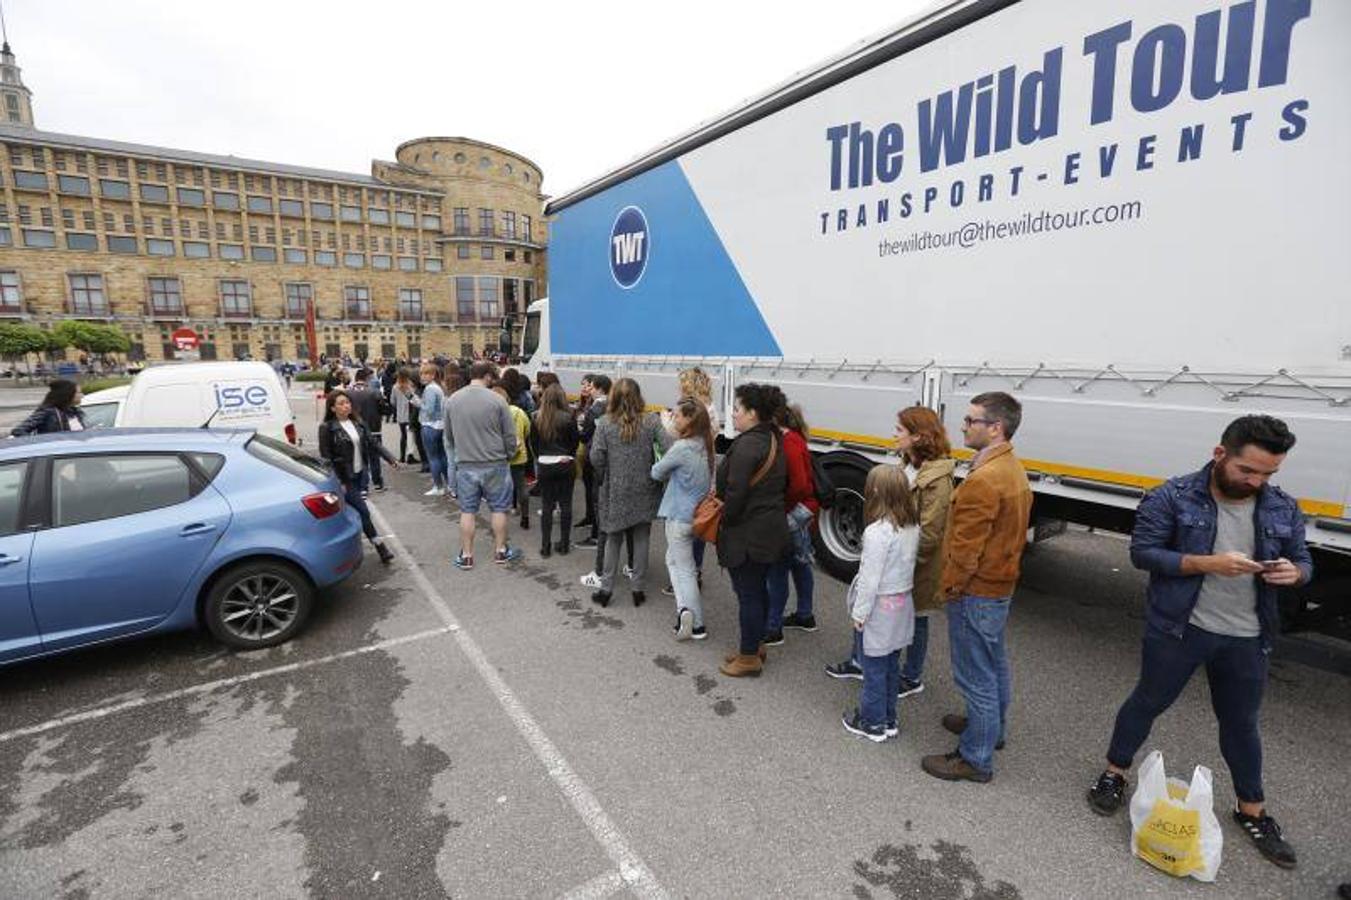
[0,393,1348,898]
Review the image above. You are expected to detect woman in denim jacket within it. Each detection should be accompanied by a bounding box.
[652,397,715,641]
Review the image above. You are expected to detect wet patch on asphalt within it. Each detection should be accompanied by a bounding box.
[650,656,739,716]
[851,840,1020,899]
[554,595,625,631]
[653,655,685,676]
[693,674,717,695]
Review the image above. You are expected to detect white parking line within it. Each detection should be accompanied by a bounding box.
[0,626,453,745]
[368,505,668,900]
[558,870,625,900]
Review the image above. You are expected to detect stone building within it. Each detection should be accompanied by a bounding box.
[0,43,546,364]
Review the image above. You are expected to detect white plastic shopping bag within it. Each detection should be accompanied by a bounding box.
[1128,750,1224,881]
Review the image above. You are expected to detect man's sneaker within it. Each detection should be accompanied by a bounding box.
[579,571,603,589]
[424,486,445,497]
[1233,805,1298,869]
[494,546,524,565]
[921,749,992,783]
[941,714,1005,750]
[825,659,863,681]
[841,710,888,744]
[622,564,634,580]
[690,626,708,641]
[453,553,473,571]
[763,630,785,647]
[897,677,925,699]
[1086,771,1128,816]
[661,584,676,597]
[372,483,387,493]
[884,722,899,739]
[674,608,695,641]
[782,613,818,632]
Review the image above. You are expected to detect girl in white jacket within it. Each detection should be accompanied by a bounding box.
[842,465,921,742]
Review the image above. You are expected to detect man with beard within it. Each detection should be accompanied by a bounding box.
[1087,415,1312,870]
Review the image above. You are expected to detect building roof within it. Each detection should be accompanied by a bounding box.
[0,123,445,195]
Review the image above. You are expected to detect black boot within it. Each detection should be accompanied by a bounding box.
[555,540,570,556]
[591,591,611,608]
[632,591,646,608]
[375,541,394,564]
[539,543,552,558]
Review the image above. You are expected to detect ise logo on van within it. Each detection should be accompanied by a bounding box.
[609,206,650,289]
[212,381,273,419]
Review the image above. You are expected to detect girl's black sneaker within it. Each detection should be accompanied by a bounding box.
[1086,771,1127,816]
[1233,805,1297,869]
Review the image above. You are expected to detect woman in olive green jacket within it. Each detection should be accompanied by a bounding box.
[897,406,955,695]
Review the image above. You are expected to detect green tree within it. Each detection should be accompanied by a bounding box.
[0,323,50,377]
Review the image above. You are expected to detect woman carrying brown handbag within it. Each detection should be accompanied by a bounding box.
[716,383,790,678]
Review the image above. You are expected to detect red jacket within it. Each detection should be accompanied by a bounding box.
[781,429,818,516]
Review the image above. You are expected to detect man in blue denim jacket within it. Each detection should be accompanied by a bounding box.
[1087,416,1312,870]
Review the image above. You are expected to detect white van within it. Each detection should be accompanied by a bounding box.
[81,361,300,445]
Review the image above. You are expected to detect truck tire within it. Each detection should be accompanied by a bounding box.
[812,456,872,582]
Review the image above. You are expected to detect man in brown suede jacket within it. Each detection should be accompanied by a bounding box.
[922,391,1032,784]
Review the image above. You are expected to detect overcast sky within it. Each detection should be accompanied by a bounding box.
[9,0,934,197]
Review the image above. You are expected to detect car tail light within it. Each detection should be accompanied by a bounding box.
[285,423,298,445]
[302,491,342,519]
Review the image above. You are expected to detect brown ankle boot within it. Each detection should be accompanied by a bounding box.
[723,644,767,664]
[719,654,763,678]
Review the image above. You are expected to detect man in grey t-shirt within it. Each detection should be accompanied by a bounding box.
[445,361,520,569]
[1187,495,1261,638]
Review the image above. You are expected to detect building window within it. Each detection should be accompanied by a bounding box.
[453,208,469,235]
[422,214,441,230]
[340,205,361,222]
[311,202,334,220]
[220,279,252,317]
[456,277,475,320]
[398,288,423,321]
[284,247,307,264]
[213,191,240,210]
[279,198,304,218]
[424,258,442,273]
[147,238,175,257]
[0,271,22,310]
[177,187,205,206]
[343,252,364,268]
[69,273,108,315]
[66,232,98,251]
[57,174,91,196]
[395,210,415,228]
[524,250,533,264]
[504,249,516,262]
[315,249,337,266]
[140,184,170,203]
[368,208,389,225]
[284,282,312,318]
[502,211,517,239]
[219,243,244,260]
[523,279,534,306]
[503,277,519,315]
[148,277,183,314]
[13,171,47,191]
[477,277,499,319]
[104,234,137,254]
[457,244,471,259]
[372,254,391,270]
[344,285,371,319]
[480,245,493,260]
[20,228,55,248]
[251,246,277,262]
[0,227,10,246]
[478,208,494,236]
[246,196,273,214]
[522,215,532,242]
[184,241,210,258]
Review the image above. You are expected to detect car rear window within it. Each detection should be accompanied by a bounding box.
[246,434,327,484]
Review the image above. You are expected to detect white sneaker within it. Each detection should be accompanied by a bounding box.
[424,486,445,497]
[622,564,634,580]
[579,572,603,589]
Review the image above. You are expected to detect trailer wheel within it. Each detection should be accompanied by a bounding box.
[813,458,871,582]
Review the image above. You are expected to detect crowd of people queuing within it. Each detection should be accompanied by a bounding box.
[314,356,1316,873]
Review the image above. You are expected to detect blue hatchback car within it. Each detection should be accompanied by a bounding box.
[0,429,364,665]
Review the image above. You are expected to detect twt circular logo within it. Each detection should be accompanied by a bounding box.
[609,206,650,289]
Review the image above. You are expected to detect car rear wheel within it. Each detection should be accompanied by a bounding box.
[204,560,314,650]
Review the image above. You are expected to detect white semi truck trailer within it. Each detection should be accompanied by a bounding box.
[521,0,1350,632]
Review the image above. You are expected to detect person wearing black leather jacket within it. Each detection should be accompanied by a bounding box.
[318,389,397,564]
[11,379,87,436]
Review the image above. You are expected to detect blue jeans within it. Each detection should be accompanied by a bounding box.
[1107,623,1268,802]
[443,436,457,493]
[902,615,930,682]
[947,595,1012,775]
[729,561,771,655]
[421,425,447,488]
[343,470,376,540]
[766,555,814,631]
[860,649,900,730]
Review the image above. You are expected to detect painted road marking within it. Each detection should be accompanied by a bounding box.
[0,626,454,745]
[558,869,626,900]
[369,504,668,900]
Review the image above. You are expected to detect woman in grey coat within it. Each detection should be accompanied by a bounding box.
[590,378,673,608]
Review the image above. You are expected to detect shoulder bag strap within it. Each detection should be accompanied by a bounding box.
[749,432,778,488]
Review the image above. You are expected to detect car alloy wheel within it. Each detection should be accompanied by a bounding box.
[205,561,314,649]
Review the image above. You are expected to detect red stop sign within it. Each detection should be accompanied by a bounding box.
[172,327,200,351]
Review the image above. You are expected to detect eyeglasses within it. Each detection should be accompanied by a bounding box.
[962,416,996,428]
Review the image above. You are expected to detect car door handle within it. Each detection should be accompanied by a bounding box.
[0,553,22,566]
[180,523,217,537]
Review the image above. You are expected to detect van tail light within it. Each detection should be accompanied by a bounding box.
[301,491,343,520]
[285,423,298,445]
